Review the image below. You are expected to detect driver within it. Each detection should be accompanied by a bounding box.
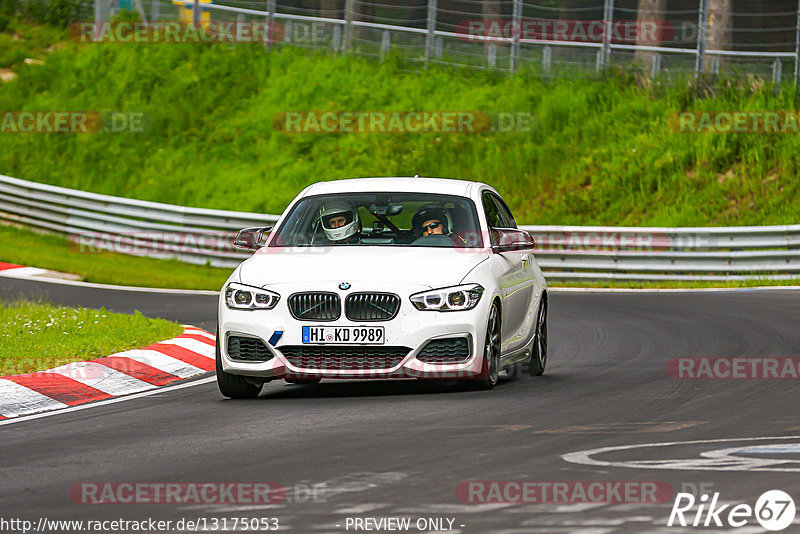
[413,207,448,237]
[412,205,466,245]
[317,203,361,244]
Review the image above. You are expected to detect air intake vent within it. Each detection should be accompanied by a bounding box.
[227,336,273,362]
[417,337,470,364]
[288,292,341,321]
[345,292,400,322]
[279,345,410,370]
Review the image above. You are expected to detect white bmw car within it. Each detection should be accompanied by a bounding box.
[216,177,548,398]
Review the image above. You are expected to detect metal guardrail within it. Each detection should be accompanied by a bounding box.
[0,174,277,268]
[1,174,799,281]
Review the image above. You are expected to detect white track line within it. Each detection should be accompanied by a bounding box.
[0,376,216,426]
[0,273,219,295]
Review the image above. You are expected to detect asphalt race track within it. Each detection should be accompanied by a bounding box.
[2,277,800,533]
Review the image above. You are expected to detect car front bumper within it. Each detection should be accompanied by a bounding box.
[218,282,491,380]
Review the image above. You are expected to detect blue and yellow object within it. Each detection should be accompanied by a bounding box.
[172,0,213,28]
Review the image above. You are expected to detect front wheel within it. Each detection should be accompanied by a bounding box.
[528,297,547,376]
[464,302,501,390]
[216,329,263,399]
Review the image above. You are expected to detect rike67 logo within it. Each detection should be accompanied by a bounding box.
[668,489,796,531]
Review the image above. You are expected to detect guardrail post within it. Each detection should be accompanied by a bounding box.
[380,30,391,59]
[93,0,102,40]
[332,24,342,51]
[651,53,662,78]
[543,45,551,73]
[265,0,276,49]
[510,0,522,74]
[192,0,200,29]
[795,0,800,86]
[601,0,614,71]
[343,0,354,54]
[488,42,497,68]
[695,0,708,79]
[236,13,244,41]
[773,58,782,86]
[424,0,437,67]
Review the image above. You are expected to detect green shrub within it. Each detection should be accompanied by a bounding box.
[111,8,141,23]
[18,0,86,28]
[0,13,10,32]
[0,0,17,17]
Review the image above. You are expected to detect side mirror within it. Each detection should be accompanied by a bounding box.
[491,228,536,253]
[234,226,272,250]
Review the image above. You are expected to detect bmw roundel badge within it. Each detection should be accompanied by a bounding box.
[339,282,351,290]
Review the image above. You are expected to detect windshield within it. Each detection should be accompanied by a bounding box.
[269,193,484,248]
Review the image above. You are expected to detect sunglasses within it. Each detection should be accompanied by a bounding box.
[420,222,442,231]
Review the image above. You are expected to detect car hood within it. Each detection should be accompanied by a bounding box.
[238,246,489,289]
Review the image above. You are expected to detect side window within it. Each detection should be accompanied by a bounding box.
[482,191,503,229]
[492,194,517,229]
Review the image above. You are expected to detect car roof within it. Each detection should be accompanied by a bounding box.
[301,177,491,198]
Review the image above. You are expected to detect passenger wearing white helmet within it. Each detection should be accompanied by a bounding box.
[317,203,362,244]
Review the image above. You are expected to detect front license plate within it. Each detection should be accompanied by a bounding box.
[302,326,385,345]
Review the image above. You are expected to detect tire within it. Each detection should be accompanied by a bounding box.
[216,329,263,399]
[285,378,322,385]
[529,297,547,377]
[464,302,501,390]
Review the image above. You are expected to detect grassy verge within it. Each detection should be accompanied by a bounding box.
[0,224,231,290]
[0,18,67,70]
[0,299,183,375]
[2,223,799,291]
[0,27,799,227]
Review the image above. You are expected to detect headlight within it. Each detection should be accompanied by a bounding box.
[410,284,484,312]
[225,282,280,310]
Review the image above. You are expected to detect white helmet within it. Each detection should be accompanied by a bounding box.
[317,203,361,242]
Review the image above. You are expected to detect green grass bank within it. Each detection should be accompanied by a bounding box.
[1,20,799,227]
[0,298,182,374]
